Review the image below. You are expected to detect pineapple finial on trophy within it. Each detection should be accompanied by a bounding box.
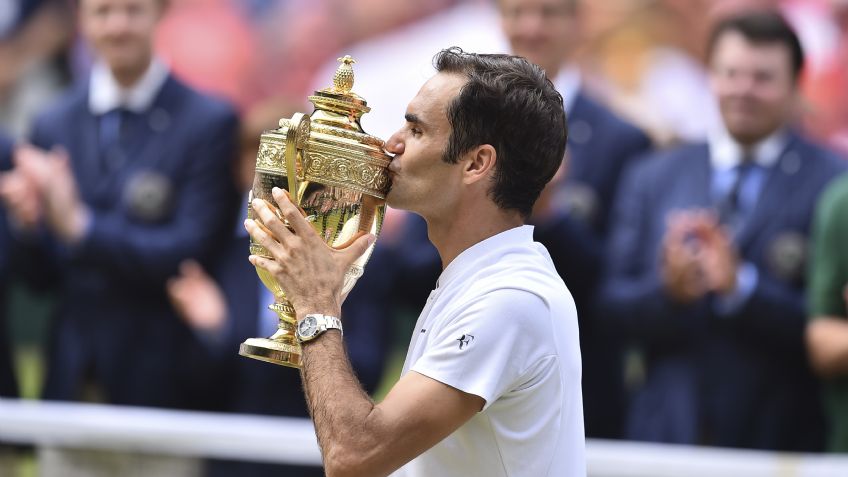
[333,55,356,93]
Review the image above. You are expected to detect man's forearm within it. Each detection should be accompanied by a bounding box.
[807,317,848,378]
[300,330,387,477]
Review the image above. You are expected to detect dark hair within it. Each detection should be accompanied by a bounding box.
[434,47,567,219]
[707,10,804,81]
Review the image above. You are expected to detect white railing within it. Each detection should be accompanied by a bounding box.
[2,398,848,476]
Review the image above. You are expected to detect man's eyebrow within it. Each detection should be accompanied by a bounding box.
[405,113,424,126]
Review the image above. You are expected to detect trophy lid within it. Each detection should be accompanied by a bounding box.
[308,56,372,119]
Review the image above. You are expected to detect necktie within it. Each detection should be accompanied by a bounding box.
[718,157,755,230]
[98,109,126,170]
[99,109,122,149]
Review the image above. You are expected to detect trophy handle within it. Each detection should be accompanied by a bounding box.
[284,112,310,205]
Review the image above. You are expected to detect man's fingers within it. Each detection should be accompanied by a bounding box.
[245,218,288,263]
[13,144,40,166]
[333,231,366,250]
[271,187,306,216]
[272,187,315,239]
[250,198,293,241]
[248,254,284,277]
[337,233,375,266]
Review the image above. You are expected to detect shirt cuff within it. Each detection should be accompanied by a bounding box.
[714,262,759,317]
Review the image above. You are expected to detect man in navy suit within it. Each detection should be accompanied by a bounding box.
[0,0,239,408]
[602,11,845,451]
[0,132,18,400]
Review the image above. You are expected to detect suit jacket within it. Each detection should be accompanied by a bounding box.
[602,131,845,450]
[211,232,390,416]
[0,132,17,398]
[28,74,240,408]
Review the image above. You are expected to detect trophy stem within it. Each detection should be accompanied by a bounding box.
[238,300,302,368]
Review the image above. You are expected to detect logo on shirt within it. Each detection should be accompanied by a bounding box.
[457,334,475,350]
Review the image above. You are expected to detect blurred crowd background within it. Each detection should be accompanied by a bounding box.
[2,0,848,476]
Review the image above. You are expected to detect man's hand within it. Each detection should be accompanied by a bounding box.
[244,187,374,320]
[691,213,739,296]
[661,212,708,304]
[0,168,43,231]
[167,260,227,333]
[13,145,90,244]
[41,149,90,244]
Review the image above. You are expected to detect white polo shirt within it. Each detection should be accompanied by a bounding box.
[392,225,585,477]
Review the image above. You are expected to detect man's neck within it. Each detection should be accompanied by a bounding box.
[424,205,524,270]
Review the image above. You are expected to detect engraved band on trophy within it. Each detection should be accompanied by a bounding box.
[239,56,391,368]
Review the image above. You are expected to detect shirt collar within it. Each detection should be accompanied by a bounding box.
[89,58,169,115]
[551,66,581,113]
[437,225,535,289]
[708,126,787,171]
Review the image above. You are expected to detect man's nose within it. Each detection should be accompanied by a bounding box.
[385,132,404,155]
[105,9,132,35]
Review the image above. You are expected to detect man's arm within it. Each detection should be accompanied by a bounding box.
[246,189,483,477]
[301,331,482,477]
[806,177,848,378]
[807,317,848,378]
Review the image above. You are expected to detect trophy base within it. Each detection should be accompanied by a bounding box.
[239,338,302,368]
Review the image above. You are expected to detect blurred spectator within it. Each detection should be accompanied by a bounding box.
[0,131,17,400]
[498,0,652,440]
[0,0,72,138]
[0,0,240,409]
[602,11,845,450]
[580,0,835,145]
[806,173,848,452]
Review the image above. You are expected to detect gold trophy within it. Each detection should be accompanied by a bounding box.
[239,56,391,368]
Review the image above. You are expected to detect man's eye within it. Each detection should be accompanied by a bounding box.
[410,128,422,137]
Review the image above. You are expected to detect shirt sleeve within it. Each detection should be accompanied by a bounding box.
[808,179,848,319]
[410,287,554,411]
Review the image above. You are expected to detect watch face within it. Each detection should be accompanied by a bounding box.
[299,316,319,338]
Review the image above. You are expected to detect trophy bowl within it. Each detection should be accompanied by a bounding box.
[239,56,391,368]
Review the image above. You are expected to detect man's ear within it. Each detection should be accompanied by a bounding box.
[462,144,496,185]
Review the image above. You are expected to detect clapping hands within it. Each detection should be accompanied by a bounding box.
[661,210,739,304]
[0,144,89,243]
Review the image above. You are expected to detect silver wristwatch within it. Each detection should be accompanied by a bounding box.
[296,314,343,343]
